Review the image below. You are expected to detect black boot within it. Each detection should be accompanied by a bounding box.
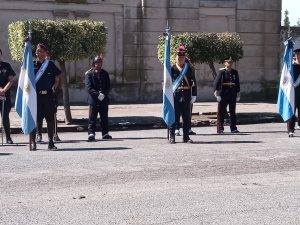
[32,141,37,151]
[48,141,57,150]
[169,130,175,144]
[6,137,13,144]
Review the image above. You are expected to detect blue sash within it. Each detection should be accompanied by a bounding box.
[172,62,188,92]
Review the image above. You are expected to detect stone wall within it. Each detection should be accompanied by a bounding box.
[0,0,282,103]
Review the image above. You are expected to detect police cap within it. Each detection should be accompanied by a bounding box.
[177,45,186,57]
[36,43,48,52]
[224,57,233,63]
[93,56,103,64]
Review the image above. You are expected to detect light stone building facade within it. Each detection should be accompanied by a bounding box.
[0,0,282,103]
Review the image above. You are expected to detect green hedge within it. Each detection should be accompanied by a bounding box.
[157,32,243,65]
[8,19,107,62]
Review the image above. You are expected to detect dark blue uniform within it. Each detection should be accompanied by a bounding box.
[214,68,240,132]
[85,68,111,138]
[31,60,61,144]
[287,63,300,133]
[0,61,16,142]
[170,63,197,142]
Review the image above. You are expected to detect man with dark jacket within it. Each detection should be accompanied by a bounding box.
[85,55,112,141]
[287,48,300,137]
[213,58,240,134]
[0,48,16,144]
[31,43,61,150]
[169,45,197,144]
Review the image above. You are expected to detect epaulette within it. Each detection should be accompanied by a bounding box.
[85,68,93,75]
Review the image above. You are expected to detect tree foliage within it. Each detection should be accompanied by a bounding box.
[8,19,107,62]
[283,9,290,27]
[157,32,243,66]
[8,19,107,124]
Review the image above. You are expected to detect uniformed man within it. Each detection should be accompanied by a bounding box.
[0,48,16,144]
[31,43,61,150]
[85,55,112,141]
[36,51,62,143]
[287,48,300,137]
[214,57,240,133]
[169,45,197,144]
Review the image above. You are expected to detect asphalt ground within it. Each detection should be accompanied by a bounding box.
[1,123,300,225]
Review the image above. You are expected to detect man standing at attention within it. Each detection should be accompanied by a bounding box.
[169,45,197,144]
[31,43,61,150]
[0,48,16,144]
[85,55,112,141]
[214,58,240,134]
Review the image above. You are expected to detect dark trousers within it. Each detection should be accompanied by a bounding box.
[88,102,109,136]
[170,99,191,141]
[287,105,300,132]
[31,94,55,142]
[218,97,237,131]
[0,99,12,140]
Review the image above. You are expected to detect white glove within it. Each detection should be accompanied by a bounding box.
[216,96,221,102]
[236,92,240,102]
[98,92,105,101]
[190,96,196,104]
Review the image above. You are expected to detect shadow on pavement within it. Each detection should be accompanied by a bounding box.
[192,140,261,144]
[0,153,13,156]
[56,147,131,151]
[113,137,166,140]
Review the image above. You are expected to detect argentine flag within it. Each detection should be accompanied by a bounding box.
[277,39,294,122]
[15,40,37,134]
[162,31,175,128]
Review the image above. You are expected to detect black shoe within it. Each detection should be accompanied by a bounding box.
[6,138,13,144]
[102,134,112,139]
[53,135,61,142]
[217,129,224,134]
[31,142,37,151]
[169,138,175,144]
[88,134,95,142]
[231,129,239,133]
[48,142,57,150]
[36,134,42,143]
[183,138,193,143]
[189,130,196,135]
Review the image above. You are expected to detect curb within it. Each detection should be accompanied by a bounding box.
[9,112,282,134]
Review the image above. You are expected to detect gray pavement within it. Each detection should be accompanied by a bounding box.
[8,102,281,133]
[1,123,300,225]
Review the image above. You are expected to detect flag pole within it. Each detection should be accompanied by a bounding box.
[28,23,32,151]
[164,20,170,140]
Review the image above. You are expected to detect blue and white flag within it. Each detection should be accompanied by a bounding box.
[277,40,294,122]
[162,31,175,128]
[15,40,37,134]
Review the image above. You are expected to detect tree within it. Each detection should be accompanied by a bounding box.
[283,9,290,27]
[8,19,107,124]
[157,32,243,78]
[297,18,300,26]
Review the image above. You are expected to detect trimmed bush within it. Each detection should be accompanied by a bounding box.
[157,32,243,65]
[8,19,107,62]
